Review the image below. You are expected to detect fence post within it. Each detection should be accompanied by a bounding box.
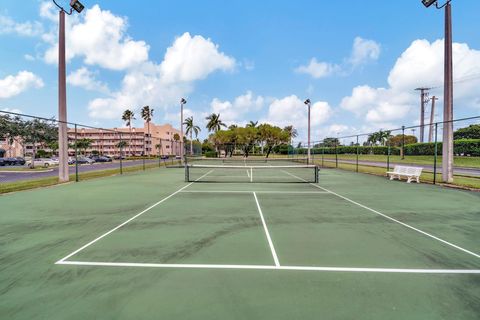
[119,132,123,175]
[321,146,324,168]
[142,134,146,171]
[401,125,405,160]
[434,122,438,185]
[74,124,79,182]
[158,140,161,168]
[387,141,391,171]
[356,135,359,173]
[335,140,338,168]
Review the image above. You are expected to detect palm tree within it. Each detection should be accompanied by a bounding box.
[140,106,154,156]
[228,124,238,130]
[183,116,201,155]
[122,109,135,156]
[284,125,298,155]
[116,140,128,158]
[247,120,258,128]
[205,113,227,132]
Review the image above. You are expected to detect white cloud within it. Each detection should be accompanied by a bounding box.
[210,91,264,125]
[295,37,381,79]
[0,15,43,37]
[43,4,149,70]
[160,32,235,84]
[295,58,339,79]
[0,71,44,99]
[341,39,480,124]
[349,37,381,67]
[88,30,236,120]
[24,54,35,61]
[263,95,332,130]
[67,67,109,94]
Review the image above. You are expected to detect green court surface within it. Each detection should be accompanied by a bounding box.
[1,166,479,319]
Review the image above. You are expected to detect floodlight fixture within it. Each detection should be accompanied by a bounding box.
[422,0,437,8]
[70,0,85,13]
[181,98,187,105]
[304,99,311,105]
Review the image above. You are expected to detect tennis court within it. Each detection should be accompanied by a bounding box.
[1,160,479,319]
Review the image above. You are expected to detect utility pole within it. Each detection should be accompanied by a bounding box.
[420,0,454,183]
[428,96,438,142]
[415,87,430,143]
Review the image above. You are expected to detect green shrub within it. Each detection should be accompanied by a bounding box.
[204,151,218,158]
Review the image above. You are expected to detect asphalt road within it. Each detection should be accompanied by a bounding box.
[320,158,480,177]
[0,159,175,183]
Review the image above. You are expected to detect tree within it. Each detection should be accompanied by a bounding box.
[140,106,154,155]
[76,138,93,155]
[246,120,258,128]
[183,116,201,155]
[454,124,480,140]
[122,109,135,156]
[116,140,128,157]
[258,124,289,158]
[20,119,58,167]
[0,115,23,157]
[321,137,340,148]
[205,113,227,132]
[388,135,418,147]
[235,126,258,157]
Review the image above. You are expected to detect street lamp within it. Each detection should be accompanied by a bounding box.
[304,99,311,164]
[52,0,85,183]
[421,0,453,183]
[180,98,187,163]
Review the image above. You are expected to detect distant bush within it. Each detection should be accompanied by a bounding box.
[204,151,218,158]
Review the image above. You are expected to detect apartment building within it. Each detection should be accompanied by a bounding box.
[68,122,183,157]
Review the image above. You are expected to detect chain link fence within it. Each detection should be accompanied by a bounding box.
[291,116,480,189]
[0,110,189,193]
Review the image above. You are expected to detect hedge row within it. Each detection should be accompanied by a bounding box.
[289,139,480,156]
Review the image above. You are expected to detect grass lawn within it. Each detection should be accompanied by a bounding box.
[318,160,480,189]
[0,161,175,194]
[314,154,480,168]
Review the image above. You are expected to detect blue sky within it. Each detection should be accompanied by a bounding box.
[0,0,479,142]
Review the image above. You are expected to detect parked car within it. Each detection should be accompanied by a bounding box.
[75,156,95,165]
[0,158,5,166]
[15,157,26,165]
[113,155,126,160]
[4,157,21,165]
[27,158,58,168]
[89,155,112,162]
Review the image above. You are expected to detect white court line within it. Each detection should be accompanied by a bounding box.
[180,190,329,194]
[282,170,480,259]
[56,260,480,274]
[253,192,280,267]
[56,170,214,264]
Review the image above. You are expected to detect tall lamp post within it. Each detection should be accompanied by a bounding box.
[180,98,187,163]
[52,0,85,183]
[304,99,311,164]
[421,0,453,183]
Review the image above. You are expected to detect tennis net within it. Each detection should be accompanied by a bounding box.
[185,164,319,183]
[185,157,309,167]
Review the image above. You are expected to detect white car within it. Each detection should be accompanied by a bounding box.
[28,158,59,168]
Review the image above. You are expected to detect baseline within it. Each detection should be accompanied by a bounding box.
[56,260,480,274]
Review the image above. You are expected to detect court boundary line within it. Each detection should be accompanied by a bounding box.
[253,192,280,267]
[56,260,480,274]
[55,170,214,264]
[180,190,329,194]
[282,170,480,259]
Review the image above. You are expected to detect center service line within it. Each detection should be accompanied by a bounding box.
[253,192,280,267]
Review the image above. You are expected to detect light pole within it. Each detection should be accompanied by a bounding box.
[421,0,454,182]
[304,99,311,164]
[180,98,187,163]
[52,0,85,183]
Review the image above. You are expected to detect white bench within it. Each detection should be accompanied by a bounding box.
[386,166,423,183]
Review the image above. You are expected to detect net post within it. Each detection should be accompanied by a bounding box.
[185,164,189,182]
[315,166,319,183]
